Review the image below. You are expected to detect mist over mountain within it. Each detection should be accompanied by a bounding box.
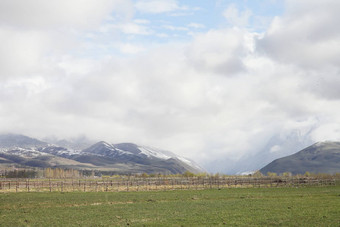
[204,130,313,174]
[0,134,47,149]
[42,136,94,151]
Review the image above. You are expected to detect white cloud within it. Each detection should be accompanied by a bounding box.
[134,19,150,24]
[270,145,281,153]
[0,28,47,78]
[156,33,169,38]
[0,0,132,30]
[186,28,250,75]
[162,25,188,31]
[135,0,180,14]
[311,121,340,142]
[117,22,152,35]
[0,0,135,80]
[257,0,340,69]
[223,4,252,27]
[119,43,146,54]
[187,23,205,29]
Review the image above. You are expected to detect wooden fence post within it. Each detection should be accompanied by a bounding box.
[72,179,74,192]
[84,179,86,192]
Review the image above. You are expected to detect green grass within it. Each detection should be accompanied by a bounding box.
[1,186,340,226]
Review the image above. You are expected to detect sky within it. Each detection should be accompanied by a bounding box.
[1,0,340,173]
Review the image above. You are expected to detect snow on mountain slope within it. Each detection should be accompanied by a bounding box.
[138,145,205,172]
[138,146,172,159]
[0,147,50,158]
[38,145,82,156]
[81,141,133,157]
[176,156,205,172]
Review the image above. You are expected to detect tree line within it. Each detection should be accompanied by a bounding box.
[1,168,340,179]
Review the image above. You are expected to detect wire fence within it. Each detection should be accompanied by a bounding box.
[0,176,337,193]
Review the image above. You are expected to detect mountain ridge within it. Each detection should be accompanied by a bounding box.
[260,141,340,175]
[0,134,204,174]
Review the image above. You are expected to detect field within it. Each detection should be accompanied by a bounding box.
[1,185,340,226]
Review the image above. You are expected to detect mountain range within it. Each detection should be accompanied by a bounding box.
[260,141,340,175]
[0,134,204,174]
[2,134,339,175]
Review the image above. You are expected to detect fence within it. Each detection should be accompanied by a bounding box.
[0,176,337,193]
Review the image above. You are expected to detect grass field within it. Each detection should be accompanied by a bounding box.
[1,186,340,226]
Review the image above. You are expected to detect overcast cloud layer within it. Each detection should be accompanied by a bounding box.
[1,0,340,173]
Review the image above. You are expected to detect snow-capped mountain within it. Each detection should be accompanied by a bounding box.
[82,141,198,165]
[0,134,204,174]
[76,141,204,173]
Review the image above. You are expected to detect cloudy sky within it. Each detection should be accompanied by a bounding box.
[1,0,340,173]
